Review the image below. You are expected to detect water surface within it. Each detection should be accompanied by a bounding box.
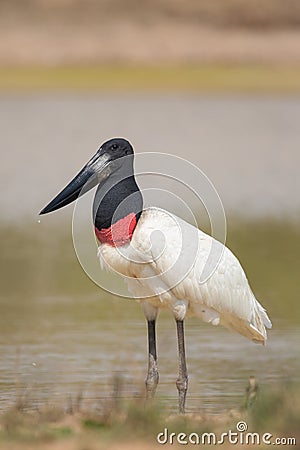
[0,291,298,414]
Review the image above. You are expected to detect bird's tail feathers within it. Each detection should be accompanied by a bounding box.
[220,299,272,345]
[256,301,272,329]
[247,298,272,344]
[221,315,266,344]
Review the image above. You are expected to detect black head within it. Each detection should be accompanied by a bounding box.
[100,138,134,160]
[39,137,135,215]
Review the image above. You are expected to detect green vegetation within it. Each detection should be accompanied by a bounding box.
[249,382,300,435]
[0,381,298,449]
[226,218,300,323]
[1,65,300,93]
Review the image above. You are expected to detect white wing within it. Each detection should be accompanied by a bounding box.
[127,208,272,344]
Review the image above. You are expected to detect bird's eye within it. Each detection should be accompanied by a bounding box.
[111,144,118,150]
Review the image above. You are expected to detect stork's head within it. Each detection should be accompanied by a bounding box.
[101,137,134,159]
[39,138,134,215]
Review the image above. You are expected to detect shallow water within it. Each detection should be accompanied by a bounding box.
[0,292,298,414]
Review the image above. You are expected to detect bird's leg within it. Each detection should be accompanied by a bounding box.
[176,319,188,414]
[141,302,159,400]
[145,319,159,399]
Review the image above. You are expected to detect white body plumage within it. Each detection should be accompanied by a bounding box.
[98,207,272,345]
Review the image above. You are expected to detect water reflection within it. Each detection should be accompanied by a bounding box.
[0,291,298,414]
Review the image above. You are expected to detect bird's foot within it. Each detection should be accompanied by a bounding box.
[176,376,188,414]
[145,370,159,399]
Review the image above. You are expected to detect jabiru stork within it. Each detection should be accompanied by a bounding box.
[40,138,272,413]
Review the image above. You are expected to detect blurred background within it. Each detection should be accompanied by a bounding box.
[0,0,299,421]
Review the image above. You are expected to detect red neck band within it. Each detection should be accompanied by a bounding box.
[95,213,137,247]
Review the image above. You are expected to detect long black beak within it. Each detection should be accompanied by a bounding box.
[39,150,111,215]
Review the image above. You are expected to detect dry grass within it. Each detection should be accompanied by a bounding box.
[1,0,300,29]
[1,1,300,67]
